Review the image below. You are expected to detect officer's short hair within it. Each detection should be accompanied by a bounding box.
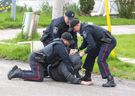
[61,32,73,41]
[61,32,74,44]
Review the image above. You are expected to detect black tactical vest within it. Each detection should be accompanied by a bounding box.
[41,38,67,66]
[41,38,63,58]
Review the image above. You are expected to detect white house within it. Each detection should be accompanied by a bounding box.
[16,0,118,16]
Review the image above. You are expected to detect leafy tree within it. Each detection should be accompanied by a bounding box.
[79,0,95,16]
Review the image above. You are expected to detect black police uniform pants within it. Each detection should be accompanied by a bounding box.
[83,38,117,79]
[21,53,46,81]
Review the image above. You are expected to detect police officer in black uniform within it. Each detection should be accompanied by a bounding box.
[40,10,78,50]
[70,19,117,87]
[7,32,91,85]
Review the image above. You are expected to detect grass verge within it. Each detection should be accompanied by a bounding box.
[92,58,135,80]
[0,44,30,62]
[1,11,135,29]
[115,34,135,58]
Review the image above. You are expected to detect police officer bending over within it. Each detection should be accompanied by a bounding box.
[8,32,92,85]
[70,19,117,87]
[40,10,78,54]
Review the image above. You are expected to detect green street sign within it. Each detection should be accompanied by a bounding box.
[0,0,11,12]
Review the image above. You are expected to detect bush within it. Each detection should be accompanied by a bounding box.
[41,1,52,16]
[116,0,135,19]
[16,5,27,13]
[79,0,95,16]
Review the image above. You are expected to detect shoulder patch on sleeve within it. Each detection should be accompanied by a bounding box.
[83,31,87,38]
[53,27,58,34]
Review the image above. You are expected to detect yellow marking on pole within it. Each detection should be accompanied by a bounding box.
[105,0,112,32]
[105,0,116,57]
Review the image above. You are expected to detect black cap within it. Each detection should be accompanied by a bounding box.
[70,19,80,28]
[61,32,74,44]
[65,10,75,20]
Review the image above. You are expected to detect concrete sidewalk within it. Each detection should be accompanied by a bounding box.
[103,25,135,35]
[0,25,135,40]
[0,59,135,96]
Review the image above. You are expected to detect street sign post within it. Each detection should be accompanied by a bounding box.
[11,0,16,21]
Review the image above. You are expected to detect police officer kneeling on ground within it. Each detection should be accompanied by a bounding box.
[70,19,117,87]
[7,32,92,85]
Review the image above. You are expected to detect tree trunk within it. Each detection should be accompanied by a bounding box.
[52,0,64,19]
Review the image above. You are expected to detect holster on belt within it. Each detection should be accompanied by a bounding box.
[101,32,113,44]
[34,51,47,63]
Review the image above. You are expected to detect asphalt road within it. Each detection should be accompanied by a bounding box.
[0,59,135,96]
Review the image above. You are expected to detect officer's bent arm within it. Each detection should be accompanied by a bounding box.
[79,39,87,51]
[84,28,96,54]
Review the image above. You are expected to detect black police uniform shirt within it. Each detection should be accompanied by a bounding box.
[79,23,111,54]
[44,16,78,48]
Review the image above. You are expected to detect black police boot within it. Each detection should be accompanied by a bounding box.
[8,66,23,80]
[8,65,18,79]
[102,75,116,87]
[81,71,92,81]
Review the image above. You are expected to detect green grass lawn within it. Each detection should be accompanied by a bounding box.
[92,58,135,80]
[0,11,135,29]
[0,12,23,29]
[115,34,135,58]
[0,44,30,61]
[78,16,135,26]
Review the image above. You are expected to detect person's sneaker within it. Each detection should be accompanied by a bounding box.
[8,65,18,80]
[8,67,22,80]
[102,76,116,87]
